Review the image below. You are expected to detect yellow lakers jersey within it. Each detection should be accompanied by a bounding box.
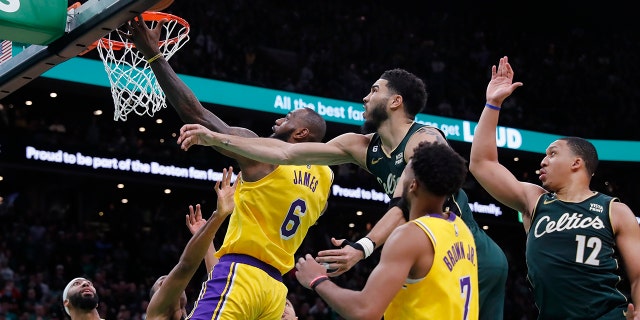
[216,164,333,274]
[385,214,479,320]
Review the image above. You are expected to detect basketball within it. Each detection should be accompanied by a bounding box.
[149,0,174,11]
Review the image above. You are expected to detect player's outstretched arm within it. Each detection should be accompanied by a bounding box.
[146,167,236,317]
[611,202,640,312]
[178,124,365,166]
[468,56,545,227]
[124,16,256,138]
[297,223,421,319]
[316,206,405,277]
[186,204,218,272]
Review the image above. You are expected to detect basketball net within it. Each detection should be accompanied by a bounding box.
[95,12,190,121]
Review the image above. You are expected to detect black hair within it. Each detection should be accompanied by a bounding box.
[380,68,428,119]
[411,142,467,196]
[299,107,327,142]
[560,137,599,176]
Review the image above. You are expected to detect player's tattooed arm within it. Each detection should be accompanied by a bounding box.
[416,127,448,145]
[403,126,448,162]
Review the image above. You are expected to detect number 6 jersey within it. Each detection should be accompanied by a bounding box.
[215,164,333,274]
[526,192,630,319]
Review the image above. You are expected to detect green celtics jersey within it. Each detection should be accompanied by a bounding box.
[526,192,629,319]
[365,122,508,320]
[365,122,432,196]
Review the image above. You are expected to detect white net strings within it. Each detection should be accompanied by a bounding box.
[96,16,189,121]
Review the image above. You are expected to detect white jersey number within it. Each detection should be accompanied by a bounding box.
[575,234,601,266]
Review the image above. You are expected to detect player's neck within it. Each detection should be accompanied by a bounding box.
[410,198,446,220]
[70,310,102,320]
[554,184,595,202]
[425,211,451,219]
[377,118,414,152]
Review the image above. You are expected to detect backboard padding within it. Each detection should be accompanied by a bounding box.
[0,0,166,99]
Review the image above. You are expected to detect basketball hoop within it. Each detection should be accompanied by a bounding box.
[95,11,190,121]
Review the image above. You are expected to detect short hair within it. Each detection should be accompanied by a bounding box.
[149,275,167,299]
[411,142,467,196]
[380,69,428,118]
[559,137,599,176]
[299,107,327,142]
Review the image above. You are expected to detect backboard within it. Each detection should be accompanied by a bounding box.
[0,0,166,99]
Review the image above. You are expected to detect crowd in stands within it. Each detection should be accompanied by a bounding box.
[162,0,640,141]
[2,1,639,319]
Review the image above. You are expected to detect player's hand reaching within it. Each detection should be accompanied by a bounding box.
[185,166,236,234]
[485,56,523,107]
[121,14,167,59]
[315,237,365,277]
[295,254,329,290]
[186,204,207,235]
[626,303,640,320]
[177,124,222,150]
[214,166,237,218]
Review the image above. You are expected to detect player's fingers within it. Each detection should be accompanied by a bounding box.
[315,255,343,264]
[179,124,198,135]
[195,204,202,219]
[316,249,343,257]
[138,15,151,30]
[326,268,345,277]
[224,166,233,185]
[234,172,242,185]
[330,237,345,247]
[156,18,168,30]
[221,167,229,186]
[117,29,131,39]
[180,137,192,150]
[176,131,185,144]
[186,206,195,224]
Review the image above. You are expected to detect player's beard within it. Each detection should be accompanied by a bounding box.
[401,188,410,208]
[270,127,295,142]
[69,292,99,312]
[361,102,388,134]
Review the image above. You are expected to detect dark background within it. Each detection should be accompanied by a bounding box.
[0,1,638,319]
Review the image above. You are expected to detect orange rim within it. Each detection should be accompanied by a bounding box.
[82,11,189,54]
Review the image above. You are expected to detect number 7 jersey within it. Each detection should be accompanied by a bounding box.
[215,164,333,274]
[526,192,630,319]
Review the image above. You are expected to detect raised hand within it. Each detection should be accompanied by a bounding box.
[485,56,523,106]
[121,14,167,59]
[186,204,207,235]
[214,166,237,218]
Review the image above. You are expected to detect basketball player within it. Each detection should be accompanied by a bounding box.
[62,167,235,320]
[469,56,640,319]
[61,277,101,319]
[295,142,478,319]
[282,299,298,320]
[177,69,507,318]
[125,16,333,319]
[145,166,236,320]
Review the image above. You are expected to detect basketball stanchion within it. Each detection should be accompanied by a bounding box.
[94,11,190,121]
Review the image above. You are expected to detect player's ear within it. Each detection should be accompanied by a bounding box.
[293,127,310,141]
[571,157,582,171]
[390,94,403,110]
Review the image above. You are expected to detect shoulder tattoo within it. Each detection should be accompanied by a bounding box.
[416,127,447,145]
